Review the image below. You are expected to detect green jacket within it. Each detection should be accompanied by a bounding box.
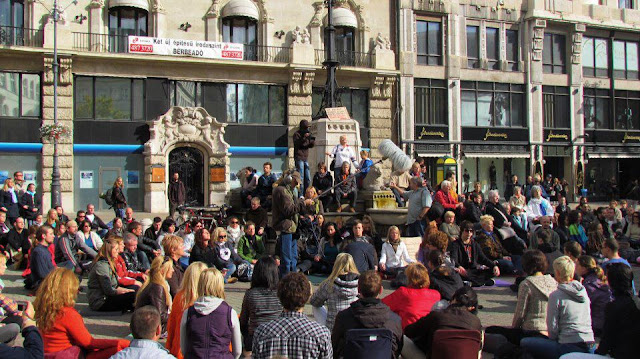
[237,234,266,262]
[87,259,118,310]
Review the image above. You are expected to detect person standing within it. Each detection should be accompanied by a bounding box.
[112,177,127,219]
[293,120,315,194]
[19,183,39,227]
[327,135,357,181]
[0,179,20,226]
[403,176,432,237]
[254,162,277,210]
[167,173,186,218]
[12,171,25,197]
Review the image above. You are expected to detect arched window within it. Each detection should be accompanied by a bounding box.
[222,17,257,60]
[327,7,358,66]
[108,7,148,53]
[0,0,24,46]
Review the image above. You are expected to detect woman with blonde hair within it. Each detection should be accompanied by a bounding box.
[135,256,174,332]
[310,252,360,331]
[111,176,127,219]
[45,208,59,228]
[0,178,20,225]
[166,261,208,359]
[162,234,185,297]
[379,226,415,278]
[36,268,129,358]
[180,268,242,359]
[87,238,136,312]
[210,226,245,284]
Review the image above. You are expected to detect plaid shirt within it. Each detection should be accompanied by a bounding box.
[0,293,20,317]
[252,311,332,359]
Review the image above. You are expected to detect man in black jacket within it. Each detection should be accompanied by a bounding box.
[344,220,377,273]
[4,217,30,258]
[463,192,483,225]
[85,204,108,238]
[122,233,151,272]
[167,172,186,217]
[293,119,315,194]
[128,221,161,262]
[332,270,403,359]
[449,221,500,287]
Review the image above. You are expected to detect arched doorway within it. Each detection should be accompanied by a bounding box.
[169,147,204,206]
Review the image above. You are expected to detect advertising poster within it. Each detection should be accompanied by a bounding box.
[23,171,37,185]
[127,171,140,188]
[80,171,94,189]
[0,171,8,184]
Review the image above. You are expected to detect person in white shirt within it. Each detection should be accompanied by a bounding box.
[526,185,555,231]
[326,135,358,180]
[379,226,415,278]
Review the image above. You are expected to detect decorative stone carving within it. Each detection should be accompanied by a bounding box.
[362,164,384,191]
[370,76,395,100]
[206,0,220,18]
[531,20,546,62]
[571,23,586,65]
[43,57,72,85]
[152,0,165,13]
[289,71,315,96]
[292,26,311,44]
[310,1,324,27]
[375,32,391,50]
[88,0,105,8]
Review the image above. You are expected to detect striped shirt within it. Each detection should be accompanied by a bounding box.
[239,287,283,342]
[252,311,332,359]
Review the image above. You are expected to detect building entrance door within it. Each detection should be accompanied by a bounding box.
[98,167,121,211]
[169,147,204,206]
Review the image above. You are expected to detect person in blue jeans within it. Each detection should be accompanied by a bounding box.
[403,176,432,237]
[521,256,595,359]
[293,120,315,195]
[211,226,247,284]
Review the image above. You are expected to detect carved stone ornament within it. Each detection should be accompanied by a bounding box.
[206,0,220,18]
[375,32,391,50]
[145,107,230,156]
[571,24,586,65]
[531,20,546,62]
[292,26,311,44]
[88,0,105,8]
[152,0,165,13]
[289,71,315,96]
[370,76,395,100]
[310,2,324,27]
[43,56,72,85]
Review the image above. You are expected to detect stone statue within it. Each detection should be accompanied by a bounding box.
[362,164,385,191]
[292,26,311,44]
[375,32,391,50]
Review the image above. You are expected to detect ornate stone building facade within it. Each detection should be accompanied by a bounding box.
[0,0,398,212]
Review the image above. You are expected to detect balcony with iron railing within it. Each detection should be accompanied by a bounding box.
[315,49,373,68]
[0,26,44,47]
[72,32,290,63]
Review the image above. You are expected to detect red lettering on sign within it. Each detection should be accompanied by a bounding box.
[129,44,153,53]
[222,50,242,59]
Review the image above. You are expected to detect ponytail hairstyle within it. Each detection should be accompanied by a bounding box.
[578,255,606,282]
[428,249,451,277]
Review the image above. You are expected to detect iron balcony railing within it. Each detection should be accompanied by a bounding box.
[243,44,290,63]
[0,26,44,47]
[315,49,373,68]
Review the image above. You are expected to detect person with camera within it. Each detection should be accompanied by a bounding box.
[293,120,315,195]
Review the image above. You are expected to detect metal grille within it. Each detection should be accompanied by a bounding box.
[169,147,204,206]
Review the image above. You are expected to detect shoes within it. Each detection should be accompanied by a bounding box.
[336,206,342,213]
[484,279,495,287]
[509,284,519,293]
[227,277,238,284]
[349,207,356,213]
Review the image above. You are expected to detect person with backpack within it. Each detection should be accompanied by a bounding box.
[111,177,127,219]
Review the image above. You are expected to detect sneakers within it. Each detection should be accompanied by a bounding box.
[226,277,238,284]
[484,279,495,287]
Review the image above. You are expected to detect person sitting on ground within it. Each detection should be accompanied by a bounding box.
[162,235,185,298]
[165,262,207,359]
[179,268,242,359]
[112,236,144,290]
[526,186,555,229]
[418,230,453,267]
[252,272,332,359]
[26,225,55,291]
[226,216,243,251]
[84,204,109,238]
[343,220,377,273]
[476,215,518,275]
[576,255,611,337]
[334,162,357,213]
[568,210,588,250]
[244,197,268,238]
[510,206,529,240]
[144,217,162,244]
[37,268,129,358]
[314,222,341,274]
[107,217,125,239]
[76,220,102,258]
[129,221,161,263]
[122,207,135,226]
[156,219,177,250]
[379,226,415,278]
[449,221,500,287]
[440,211,460,242]
[601,238,630,270]
[534,216,561,251]
[135,256,174,333]
[332,270,403,359]
[239,257,282,358]
[388,166,413,207]
[54,220,89,275]
[87,238,136,312]
[404,286,482,357]
[0,253,23,345]
[536,231,564,276]
[312,161,334,211]
[520,256,595,358]
[110,306,175,359]
[434,180,462,213]
[310,253,359,331]
[464,192,484,224]
[240,167,258,209]
[189,228,216,267]
[301,186,323,218]
[624,211,640,241]
[237,221,266,265]
[179,219,198,268]
[254,162,277,210]
[509,185,526,212]
[211,227,246,284]
[122,232,150,273]
[0,299,42,358]
[402,176,432,237]
[382,262,441,329]
[585,222,606,261]
[4,217,30,267]
[426,250,464,301]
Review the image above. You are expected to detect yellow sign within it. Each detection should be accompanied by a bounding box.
[546,131,569,142]
[483,129,508,141]
[418,127,445,140]
[622,132,640,143]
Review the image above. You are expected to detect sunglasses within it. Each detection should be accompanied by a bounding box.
[218,235,227,239]
[230,221,239,224]
[464,229,474,233]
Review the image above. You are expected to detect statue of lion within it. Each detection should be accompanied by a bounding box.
[362,164,384,191]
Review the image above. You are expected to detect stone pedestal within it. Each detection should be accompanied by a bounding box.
[308,118,362,177]
[291,43,315,65]
[374,48,395,70]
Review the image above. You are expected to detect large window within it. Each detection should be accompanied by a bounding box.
[466,26,480,68]
[506,30,519,71]
[74,76,144,121]
[543,86,570,129]
[416,20,442,66]
[543,33,566,74]
[108,7,148,53]
[0,0,23,46]
[614,90,640,130]
[461,82,525,127]
[222,17,257,60]
[312,87,369,144]
[0,72,39,117]
[227,84,285,124]
[618,0,634,9]
[486,27,500,70]
[584,88,611,129]
[414,79,447,125]
[582,37,609,78]
[613,40,639,80]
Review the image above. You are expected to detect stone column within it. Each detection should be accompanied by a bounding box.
[568,24,586,201]
[369,75,396,177]
[287,70,315,169]
[205,0,220,41]
[527,19,546,175]
[398,6,414,151]
[41,56,74,213]
[88,0,104,35]
[151,2,167,38]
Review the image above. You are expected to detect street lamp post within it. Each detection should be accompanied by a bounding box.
[314,0,341,119]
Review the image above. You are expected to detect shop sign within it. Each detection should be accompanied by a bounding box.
[544,129,571,143]
[462,127,528,142]
[415,125,448,140]
[585,130,640,144]
[128,36,244,60]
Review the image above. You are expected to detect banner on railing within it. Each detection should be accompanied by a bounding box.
[127,36,244,60]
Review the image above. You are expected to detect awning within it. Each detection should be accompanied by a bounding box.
[331,7,358,28]
[108,0,149,11]
[464,153,530,158]
[221,0,260,20]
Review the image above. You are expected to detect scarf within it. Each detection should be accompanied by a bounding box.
[27,190,35,197]
[389,237,401,252]
[8,188,17,203]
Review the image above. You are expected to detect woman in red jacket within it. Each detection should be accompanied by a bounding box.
[382,262,441,329]
[113,236,145,290]
[34,268,129,358]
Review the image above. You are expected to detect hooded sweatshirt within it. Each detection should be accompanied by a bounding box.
[309,273,359,331]
[512,274,558,331]
[331,297,403,359]
[582,271,612,332]
[179,296,242,359]
[547,281,594,344]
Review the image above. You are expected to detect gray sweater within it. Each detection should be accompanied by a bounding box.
[547,281,595,344]
[513,274,557,331]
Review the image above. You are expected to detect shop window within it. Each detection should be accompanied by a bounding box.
[486,27,500,70]
[613,40,639,80]
[416,20,442,66]
[543,86,570,129]
[222,17,258,61]
[582,37,609,78]
[227,84,285,124]
[414,79,447,125]
[461,81,525,127]
[466,26,479,68]
[614,90,640,130]
[543,33,566,74]
[108,7,147,53]
[506,30,519,71]
[0,72,40,118]
[583,88,611,129]
[74,76,144,121]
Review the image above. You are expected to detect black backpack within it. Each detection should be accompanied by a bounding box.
[103,188,115,207]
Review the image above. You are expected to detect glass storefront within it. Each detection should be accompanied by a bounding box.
[462,157,528,196]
